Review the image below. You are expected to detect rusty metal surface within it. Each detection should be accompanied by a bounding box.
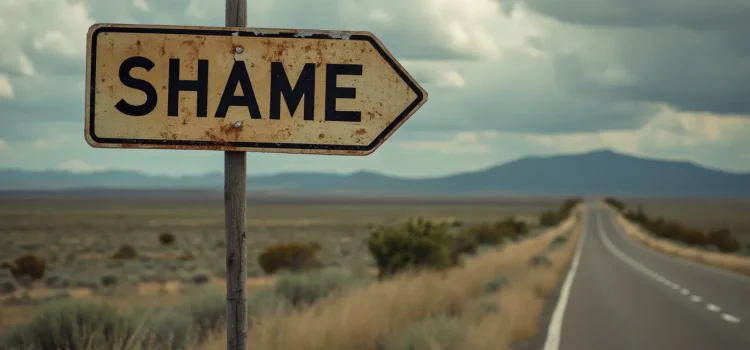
[84,23,427,155]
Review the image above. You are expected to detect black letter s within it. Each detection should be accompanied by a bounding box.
[115,56,158,117]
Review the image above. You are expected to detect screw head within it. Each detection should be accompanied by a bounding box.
[233,121,242,128]
[235,47,243,54]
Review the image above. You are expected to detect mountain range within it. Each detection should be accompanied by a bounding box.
[1,149,748,197]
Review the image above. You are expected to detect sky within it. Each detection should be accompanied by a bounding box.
[0,0,749,177]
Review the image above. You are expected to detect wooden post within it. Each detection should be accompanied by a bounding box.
[224,2,247,350]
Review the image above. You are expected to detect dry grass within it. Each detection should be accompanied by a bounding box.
[202,207,582,350]
[464,217,581,350]
[615,212,750,276]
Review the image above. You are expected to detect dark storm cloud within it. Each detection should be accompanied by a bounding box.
[502,0,750,31]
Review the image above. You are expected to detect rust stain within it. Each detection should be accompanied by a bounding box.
[318,134,325,140]
[182,119,187,125]
[355,128,367,135]
[219,123,243,140]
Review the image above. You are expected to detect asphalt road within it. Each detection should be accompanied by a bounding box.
[548,203,750,350]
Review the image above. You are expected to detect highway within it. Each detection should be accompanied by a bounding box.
[545,203,750,350]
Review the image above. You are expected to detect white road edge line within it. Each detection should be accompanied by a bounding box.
[707,304,721,312]
[543,209,588,350]
[604,207,750,285]
[721,314,741,323]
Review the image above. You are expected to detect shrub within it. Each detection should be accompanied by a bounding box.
[548,234,569,251]
[538,210,561,227]
[9,254,46,286]
[450,232,478,264]
[158,232,176,246]
[272,268,363,307]
[483,274,509,294]
[378,315,466,350]
[467,221,518,246]
[529,254,552,268]
[707,229,741,253]
[258,241,323,275]
[0,262,11,269]
[500,217,529,235]
[177,251,195,262]
[181,290,227,342]
[143,308,194,350]
[367,218,456,278]
[604,197,626,212]
[112,244,137,260]
[0,300,144,350]
[247,287,293,321]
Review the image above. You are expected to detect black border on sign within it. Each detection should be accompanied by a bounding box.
[89,26,425,151]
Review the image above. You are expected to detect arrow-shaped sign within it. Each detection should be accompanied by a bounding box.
[85,24,427,155]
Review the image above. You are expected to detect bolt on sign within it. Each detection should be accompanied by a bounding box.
[85,24,427,155]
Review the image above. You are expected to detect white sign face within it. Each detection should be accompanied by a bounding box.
[85,24,427,155]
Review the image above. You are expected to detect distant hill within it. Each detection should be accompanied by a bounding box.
[1,149,748,196]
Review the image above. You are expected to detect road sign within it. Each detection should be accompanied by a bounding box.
[85,23,427,155]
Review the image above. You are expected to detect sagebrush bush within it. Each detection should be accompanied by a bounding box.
[707,229,741,253]
[539,198,582,227]
[0,300,145,350]
[272,268,365,307]
[112,244,137,260]
[483,274,509,294]
[604,197,626,212]
[177,251,195,262]
[181,290,227,342]
[258,241,323,275]
[616,198,742,253]
[247,287,293,321]
[9,253,46,286]
[529,254,552,268]
[367,217,456,278]
[548,234,569,251]
[158,232,176,246]
[450,232,478,264]
[143,308,194,350]
[378,315,466,350]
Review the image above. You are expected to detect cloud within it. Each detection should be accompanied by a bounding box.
[57,160,109,173]
[0,0,748,177]
[521,105,750,171]
[0,74,12,97]
[399,131,500,155]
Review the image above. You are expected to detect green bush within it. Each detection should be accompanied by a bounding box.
[258,241,323,275]
[450,232,478,264]
[538,198,582,228]
[0,300,144,350]
[112,244,137,260]
[142,308,194,350]
[158,232,176,246]
[367,218,456,278]
[9,254,46,286]
[620,202,742,253]
[247,288,293,321]
[182,289,227,342]
[529,254,552,268]
[538,210,561,227]
[707,229,741,253]
[482,274,509,294]
[604,197,626,212]
[548,234,569,251]
[273,268,364,307]
[378,315,466,350]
